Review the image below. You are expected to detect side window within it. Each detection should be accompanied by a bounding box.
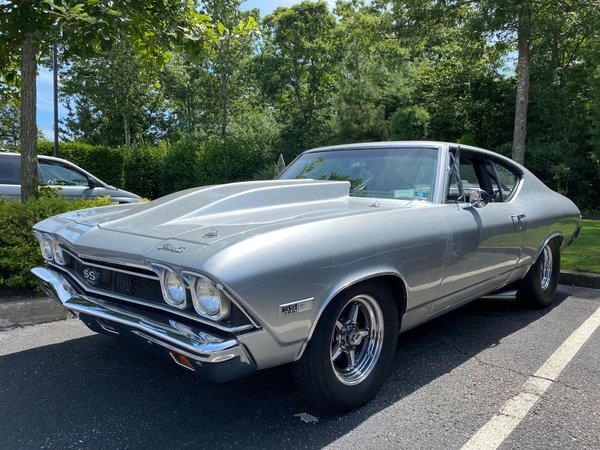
[447,153,510,203]
[493,161,520,201]
[447,156,479,202]
[0,156,21,184]
[39,161,89,186]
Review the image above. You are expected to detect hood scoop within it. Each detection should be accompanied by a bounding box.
[97,180,350,239]
[176,179,350,221]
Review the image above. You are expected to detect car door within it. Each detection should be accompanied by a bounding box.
[38,159,96,199]
[432,150,525,313]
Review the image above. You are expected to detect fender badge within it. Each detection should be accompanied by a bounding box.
[279,298,314,317]
[203,228,218,239]
[157,243,186,253]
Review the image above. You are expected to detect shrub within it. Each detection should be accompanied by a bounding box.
[0,195,113,289]
[197,115,277,185]
[123,141,167,199]
[38,141,124,187]
[160,137,202,195]
[197,135,271,186]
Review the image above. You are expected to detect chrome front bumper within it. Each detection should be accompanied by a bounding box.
[31,267,255,382]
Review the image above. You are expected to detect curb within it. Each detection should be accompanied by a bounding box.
[0,297,73,331]
[559,270,600,290]
[1,270,599,331]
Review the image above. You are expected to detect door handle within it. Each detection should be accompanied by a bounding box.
[511,214,526,221]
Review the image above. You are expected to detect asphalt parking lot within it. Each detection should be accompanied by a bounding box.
[1,285,598,450]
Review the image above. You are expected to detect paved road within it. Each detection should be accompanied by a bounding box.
[1,285,598,449]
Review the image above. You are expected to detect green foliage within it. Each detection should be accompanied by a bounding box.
[523,141,599,211]
[197,137,272,186]
[60,41,165,146]
[0,195,113,289]
[37,141,124,187]
[159,115,277,195]
[123,141,167,199]
[0,96,19,146]
[389,106,430,140]
[160,137,203,195]
[562,220,600,273]
[257,1,343,157]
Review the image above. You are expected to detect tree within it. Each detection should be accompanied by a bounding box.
[201,0,258,136]
[255,1,343,157]
[0,0,213,200]
[511,0,531,165]
[160,53,212,136]
[61,41,164,146]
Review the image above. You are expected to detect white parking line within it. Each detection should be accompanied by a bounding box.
[462,305,600,450]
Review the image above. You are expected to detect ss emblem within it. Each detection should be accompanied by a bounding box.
[83,267,99,284]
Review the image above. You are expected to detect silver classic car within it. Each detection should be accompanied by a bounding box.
[31,142,581,412]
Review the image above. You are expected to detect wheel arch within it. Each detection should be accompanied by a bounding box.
[294,272,407,362]
[534,233,564,261]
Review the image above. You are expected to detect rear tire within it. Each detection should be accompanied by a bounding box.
[293,282,399,413]
[517,239,560,308]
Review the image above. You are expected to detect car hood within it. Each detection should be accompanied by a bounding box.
[57,180,406,245]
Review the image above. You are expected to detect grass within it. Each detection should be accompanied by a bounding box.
[562,219,600,273]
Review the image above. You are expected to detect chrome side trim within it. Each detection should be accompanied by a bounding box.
[48,263,255,333]
[31,267,252,364]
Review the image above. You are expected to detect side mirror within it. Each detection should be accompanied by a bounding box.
[88,177,104,189]
[464,189,489,209]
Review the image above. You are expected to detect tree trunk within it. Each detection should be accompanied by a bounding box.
[20,36,38,201]
[512,2,530,165]
[123,114,131,146]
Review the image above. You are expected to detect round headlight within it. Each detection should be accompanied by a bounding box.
[192,276,223,317]
[35,233,54,261]
[52,239,65,265]
[161,269,186,308]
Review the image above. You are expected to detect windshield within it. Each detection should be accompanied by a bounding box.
[279,147,439,201]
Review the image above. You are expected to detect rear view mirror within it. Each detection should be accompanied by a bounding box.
[464,189,489,209]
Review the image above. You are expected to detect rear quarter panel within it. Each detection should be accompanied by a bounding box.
[511,169,580,267]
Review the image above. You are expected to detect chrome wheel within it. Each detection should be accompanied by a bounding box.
[330,295,384,386]
[540,245,553,291]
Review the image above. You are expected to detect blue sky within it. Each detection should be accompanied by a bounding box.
[36,0,335,140]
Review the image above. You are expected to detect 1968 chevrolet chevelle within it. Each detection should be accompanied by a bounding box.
[32,141,581,412]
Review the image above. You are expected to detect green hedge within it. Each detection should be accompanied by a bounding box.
[123,141,166,199]
[38,141,125,187]
[0,195,113,289]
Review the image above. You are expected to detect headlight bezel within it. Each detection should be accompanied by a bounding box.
[51,238,66,265]
[182,271,230,321]
[157,266,188,309]
[33,231,54,261]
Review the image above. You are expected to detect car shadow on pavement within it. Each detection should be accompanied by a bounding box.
[0,291,570,449]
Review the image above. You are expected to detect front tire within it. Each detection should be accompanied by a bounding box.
[517,239,560,308]
[293,282,399,413]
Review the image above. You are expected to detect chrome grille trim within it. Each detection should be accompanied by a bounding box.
[63,249,158,280]
[51,251,258,333]
[61,246,153,271]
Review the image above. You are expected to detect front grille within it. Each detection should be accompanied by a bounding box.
[67,257,164,304]
[61,251,253,329]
